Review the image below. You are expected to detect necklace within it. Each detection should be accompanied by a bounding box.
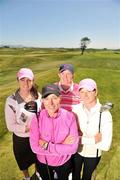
[19,91,34,102]
[24,95,34,102]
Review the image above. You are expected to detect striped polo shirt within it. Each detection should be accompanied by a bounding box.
[58,82,81,111]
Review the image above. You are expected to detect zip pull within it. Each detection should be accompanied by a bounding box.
[53,170,58,179]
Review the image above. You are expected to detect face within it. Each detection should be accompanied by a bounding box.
[79,88,97,106]
[43,94,61,116]
[18,77,34,92]
[58,70,74,89]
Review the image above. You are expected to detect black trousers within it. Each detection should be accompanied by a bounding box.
[36,158,72,180]
[13,133,36,170]
[72,153,101,180]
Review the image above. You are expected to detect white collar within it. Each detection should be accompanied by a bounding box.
[59,82,74,93]
[82,99,101,114]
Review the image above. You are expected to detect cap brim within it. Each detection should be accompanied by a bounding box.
[79,85,95,91]
[18,75,33,80]
[42,91,60,98]
[59,68,74,74]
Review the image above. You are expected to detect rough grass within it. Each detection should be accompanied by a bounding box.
[0,48,120,180]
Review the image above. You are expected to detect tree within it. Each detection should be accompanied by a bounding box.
[80,37,91,55]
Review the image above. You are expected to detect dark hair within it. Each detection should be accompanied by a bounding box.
[30,84,39,99]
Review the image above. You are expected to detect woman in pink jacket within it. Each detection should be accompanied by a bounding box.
[30,84,79,180]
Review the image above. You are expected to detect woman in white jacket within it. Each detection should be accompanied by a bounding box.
[72,78,112,180]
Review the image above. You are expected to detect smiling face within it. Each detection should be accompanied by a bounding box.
[43,94,61,117]
[58,70,74,90]
[18,77,34,92]
[79,88,97,108]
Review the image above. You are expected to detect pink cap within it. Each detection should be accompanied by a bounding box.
[79,78,97,91]
[17,68,34,80]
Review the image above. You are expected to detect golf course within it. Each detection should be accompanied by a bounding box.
[0,47,120,180]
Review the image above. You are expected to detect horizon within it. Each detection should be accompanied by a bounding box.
[1,44,119,50]
[1,0,120,49]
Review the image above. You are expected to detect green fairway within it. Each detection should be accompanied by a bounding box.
[0,48,120,180]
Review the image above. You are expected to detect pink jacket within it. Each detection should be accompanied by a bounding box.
[30,108,79,166]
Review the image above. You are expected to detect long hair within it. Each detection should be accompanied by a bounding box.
[30,83,39,99]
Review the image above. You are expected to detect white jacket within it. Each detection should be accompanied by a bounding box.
[72,101,112,157]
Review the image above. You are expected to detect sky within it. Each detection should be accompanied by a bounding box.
[0,0,120,49]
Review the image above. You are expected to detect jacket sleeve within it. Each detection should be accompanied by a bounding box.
[30,113,79,155]
[5,97,26,133]
[29,116,51,155]
[81,111,112,150]
[96,111,112,151]
[48,113,79,155]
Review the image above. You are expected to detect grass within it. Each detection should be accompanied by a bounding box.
[0,48,120,180]
[0,133,34,180]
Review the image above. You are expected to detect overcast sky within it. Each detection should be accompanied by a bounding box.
[0,0,120,49]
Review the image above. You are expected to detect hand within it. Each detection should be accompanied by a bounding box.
[25,125,30,133]
[39,139,48,149]
[94,133,102,144]
[63,135,75,144]
[39,139,46,146]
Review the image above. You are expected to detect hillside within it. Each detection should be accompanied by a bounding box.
[0,48,120,180]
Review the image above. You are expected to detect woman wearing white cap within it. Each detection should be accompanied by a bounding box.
[71,78,113,180]
[5,68,41,180]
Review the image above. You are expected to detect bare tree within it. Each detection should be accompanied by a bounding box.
[80,37,91,55]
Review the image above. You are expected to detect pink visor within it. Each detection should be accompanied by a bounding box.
[79,78,97,91]
[17,68,34,80]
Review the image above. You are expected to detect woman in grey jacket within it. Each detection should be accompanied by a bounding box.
[5,68,41,180]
